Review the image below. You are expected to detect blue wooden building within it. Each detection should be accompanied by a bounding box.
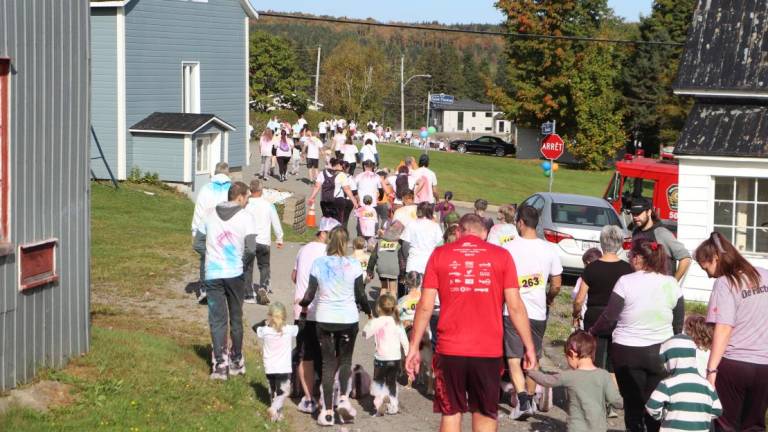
[90,0,257,190]
[0,0,91,390]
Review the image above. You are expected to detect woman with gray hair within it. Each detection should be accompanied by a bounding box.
[572,225,632,372]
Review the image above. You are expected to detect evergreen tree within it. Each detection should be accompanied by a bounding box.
[622,0,695,154]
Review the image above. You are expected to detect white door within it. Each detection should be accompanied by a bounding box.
[193,133,222,193]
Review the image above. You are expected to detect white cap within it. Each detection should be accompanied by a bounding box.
[318,217,340,232]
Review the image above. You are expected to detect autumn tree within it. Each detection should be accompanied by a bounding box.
[248,30,310,113]
[319,39,392,121]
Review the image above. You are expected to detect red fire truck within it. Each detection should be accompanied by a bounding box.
[603,153,679,230]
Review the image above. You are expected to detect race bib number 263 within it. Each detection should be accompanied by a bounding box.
[518,273,544,292]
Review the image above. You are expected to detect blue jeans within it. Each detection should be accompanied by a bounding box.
[205,275,245,365]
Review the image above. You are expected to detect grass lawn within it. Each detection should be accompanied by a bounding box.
[0,182,278,431]
[377,143,610,205]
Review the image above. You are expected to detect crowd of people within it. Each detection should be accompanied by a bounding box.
[190,134,768,431]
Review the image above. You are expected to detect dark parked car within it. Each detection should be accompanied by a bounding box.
[449,136,515,156]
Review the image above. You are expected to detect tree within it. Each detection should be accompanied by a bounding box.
[622,0,695,154]
[462,52,486,101]
[249,30,310,113]
[319,39,392,121]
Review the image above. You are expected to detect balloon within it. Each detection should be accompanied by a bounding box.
[428,126,437,135]
[543,170,551,177]
[420,130,429,139]
[420,127,427,132]
[552,162,559,172]
[541,161,551,171]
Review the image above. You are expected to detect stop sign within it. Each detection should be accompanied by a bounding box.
[540,133,565,160]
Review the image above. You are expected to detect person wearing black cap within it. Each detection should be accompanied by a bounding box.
[630,197,691,281]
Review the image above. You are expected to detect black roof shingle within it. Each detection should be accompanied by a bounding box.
[129,112,235,135]
[674,101,768,157]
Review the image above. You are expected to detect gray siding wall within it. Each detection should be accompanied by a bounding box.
[0,0,91,390]
[90,9,118,179]
[125,0,248,174]
[131,134,185,182]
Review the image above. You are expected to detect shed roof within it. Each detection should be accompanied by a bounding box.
[129,112,236,135]
[432,99,498,112]
[674,0,768,96]
[673,101,768,157]
[90,0,258,19]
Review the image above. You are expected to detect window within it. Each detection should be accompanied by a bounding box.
[196,136,211,173]
[485,112,492,118]
[713,177,768,253]
[485,127,492,131]
[457,112,464,131]
[472,112,476,117]
[498,121,505,133]
[18,239,58,291]
[551,203,621,227]
[0,59,8,243]
[182,62,200,114]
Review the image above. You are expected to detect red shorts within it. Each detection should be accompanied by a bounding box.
[432,354,504,419]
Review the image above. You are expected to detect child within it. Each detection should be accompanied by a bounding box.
[434,191,455,222]
[443,224,459,244]
[646,334,722,432]
[683,314,714,378]
[254,303,299,422]
[474,198,494,232]
[528,331,623,431]
[367,221,404,298]
[355,195,379,240]
[352,236,371,281]
[362,294,409,416]
[571,248,602,330]
[397,271,422,329]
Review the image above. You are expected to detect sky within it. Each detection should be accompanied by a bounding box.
[252,0,654,24]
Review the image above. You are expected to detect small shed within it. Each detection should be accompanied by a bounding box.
[0,0,91,390]
[129,112,236,191]
[673,0,768,300]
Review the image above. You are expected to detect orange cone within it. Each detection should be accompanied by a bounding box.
[306,207,317,228]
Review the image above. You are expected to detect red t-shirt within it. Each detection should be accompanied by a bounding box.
[423,234,518,358]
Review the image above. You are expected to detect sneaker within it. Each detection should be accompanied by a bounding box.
[297,398,317,414]
[336,397,356,423]
[267,407,283,422]
[317,409,334,427]
[511,396,534,421]
[386,397,399,415]
[229,357,245,376]
[376,396,390,417]
[243,287,257,304]
[210,364,228,380]
[256,288,270,305]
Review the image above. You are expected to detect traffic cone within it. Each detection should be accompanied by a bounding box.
[306,207,317,228]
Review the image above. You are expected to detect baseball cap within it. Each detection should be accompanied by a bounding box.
[318,217,340,232]
[629,198,652,215]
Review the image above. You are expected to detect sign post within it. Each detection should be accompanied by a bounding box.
[540,132,565,192]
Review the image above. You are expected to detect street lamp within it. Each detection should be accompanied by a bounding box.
[400,55,431,133]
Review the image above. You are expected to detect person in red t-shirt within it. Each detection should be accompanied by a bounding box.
[405,214,537,432]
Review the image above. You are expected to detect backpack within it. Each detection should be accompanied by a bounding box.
[321,170,339,202]
[395,174,411,200]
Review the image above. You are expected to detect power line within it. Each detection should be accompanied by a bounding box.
[257,11,684,47]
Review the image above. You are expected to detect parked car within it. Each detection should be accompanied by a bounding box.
[449,136,515,156]
[520,192,630,275]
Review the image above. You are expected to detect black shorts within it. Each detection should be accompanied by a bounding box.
[295,320,321,363]
[306,158,319,169]
[503,317,546,359]
[432,354,503,419]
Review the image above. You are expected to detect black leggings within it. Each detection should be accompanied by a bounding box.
[714,357,768,432]
[317,323,359,409]
[373,359,400,399]
[276,156,290,177]
[612,343,665,432]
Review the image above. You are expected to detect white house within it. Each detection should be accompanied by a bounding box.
[431,99,512,134]
[673,0,768,301]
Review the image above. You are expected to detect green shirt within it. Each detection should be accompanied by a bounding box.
[528,368,622,432]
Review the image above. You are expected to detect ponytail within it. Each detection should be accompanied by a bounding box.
[630,239,668,274]
[267,302,287,333]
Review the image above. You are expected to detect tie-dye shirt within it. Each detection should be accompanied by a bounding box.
[200,204,257,280]
[310,255,364,324]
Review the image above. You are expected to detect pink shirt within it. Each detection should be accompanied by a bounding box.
[355,205,378,237]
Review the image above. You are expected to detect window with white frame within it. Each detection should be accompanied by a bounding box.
[182,62,200,114]
[713,177,768,253]
[196,136,211,174]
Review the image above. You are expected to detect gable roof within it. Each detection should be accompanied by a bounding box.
[673,101,768,158]
[90,0,258,19]
[431,99,498,112]
[674,0,768,97]
[129,112,236,135]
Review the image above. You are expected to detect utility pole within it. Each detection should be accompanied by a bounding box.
[314,45,321,109]
[400,55,405,133]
